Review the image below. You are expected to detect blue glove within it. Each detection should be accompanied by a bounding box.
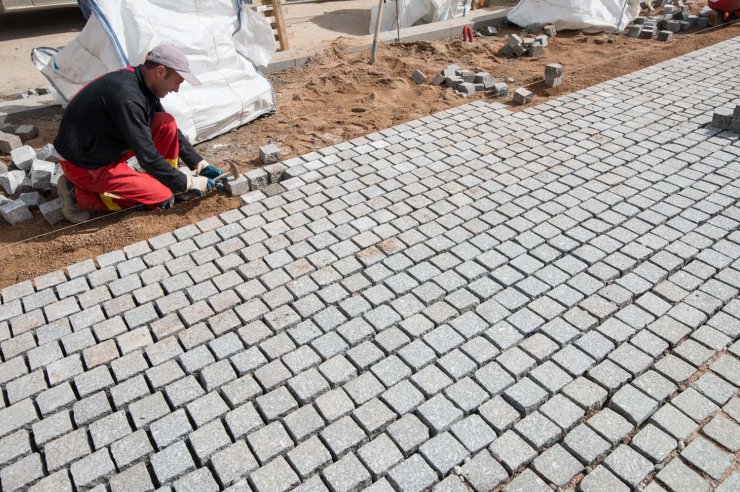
[197,160,225,179]
[187,175,215,197]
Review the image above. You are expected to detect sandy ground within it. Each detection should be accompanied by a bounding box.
[1,13,739,288]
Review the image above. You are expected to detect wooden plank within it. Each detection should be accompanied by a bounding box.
[271,0,290,51]
[247,0,289,51]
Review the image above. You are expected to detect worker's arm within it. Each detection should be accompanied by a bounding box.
[110,98,188,193]
[177,129,203,168]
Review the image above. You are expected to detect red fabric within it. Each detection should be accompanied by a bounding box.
[60,112,180,211]
[708,0,740,13]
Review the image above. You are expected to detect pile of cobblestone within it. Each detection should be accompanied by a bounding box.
[626,1,710,41]
[414,65,510,99]
[0,130,64,226]
[501,33,550,59]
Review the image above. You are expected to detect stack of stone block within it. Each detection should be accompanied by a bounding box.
[544,64,564,88]
[501,34,549,59]
[0,143,64,226]
[711,104,740,133]
[430,65,507,98]
[626,2,708,41]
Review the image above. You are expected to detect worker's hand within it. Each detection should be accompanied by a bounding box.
[186,174,215,197]
[196,160,225,180]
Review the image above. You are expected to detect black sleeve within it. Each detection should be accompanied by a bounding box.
[110,97,188,193]
[177,129,203,169]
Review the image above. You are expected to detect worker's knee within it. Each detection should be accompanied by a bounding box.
[151,112,177,132]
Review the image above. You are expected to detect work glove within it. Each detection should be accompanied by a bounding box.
[186,174,215,197]
[196,160,226,179]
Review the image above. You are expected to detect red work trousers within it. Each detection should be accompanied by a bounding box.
[60,112,179,211]
[709,0,740,14]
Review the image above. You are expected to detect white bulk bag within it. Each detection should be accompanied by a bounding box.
[506,0,642,33]
[33,0,276,144]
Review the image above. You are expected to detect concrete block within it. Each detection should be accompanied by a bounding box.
[18,176,32,194]
[474,72,494,87]
[491,82,509,97]
[36,143,58,163]
[264,162,286,183]
[1,200,33,225]
[244,168,269,189]
[687,15,698,26]
[507,34,523,48]
[481,26,497,36]
[526,23,544,33]
[445,76,464,89]
[224,175,249,196]
[0,131,22,155]
[442,64,461,78]
[239,190,265,206]
[657,30,673,41]
[473,83,484,92]
[545,63,564,78]
[544,24,557,36]
[457,83,476,96]
[40,198,65,225]
[500,44,514,57]
[626,25,642,38]
[19,192,46,208]
[534,34,549,47]
[14,125,38,142]
[258,144,280,165]
[30,159,55,190]
[680,20,690,30]
[666,20,681,32]
[513,87,534,105]
[10,145,35,171]
[696,16,708,27]
[512,43,527,56]
[457,69,475,82]
[712,110,733,130]
[633,16,646,24]
[663,5,674,14]
[639,28,655,39]
[545,76,563,88]
[431,73,446,86]
[0,170,25,195]
[411,70,426,84]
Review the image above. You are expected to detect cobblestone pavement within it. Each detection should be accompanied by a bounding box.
[1,38,740,492]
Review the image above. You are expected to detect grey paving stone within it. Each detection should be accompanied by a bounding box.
[44,428,91,471]
[248,456,300,492]
[459,450,508,492]
[151,441,196,485]
[419,431,469,475]
[381,380,425,415]
[703,414,740,452]
[109,462,154,492]
[503,468,550,492]
[514,411,562,450]
[631,424,677,463]
[633,370,677,403]
[70,448,116,490]
[716,473,740,492]
[189,419,232,464]
[89,410,132,449]
[0,453,43,492]
[562,377,608,411]
[579,465,630,492]
[247,421,294,464]
[186,391,230,427]
[604,444,653,489]
[322,452,371,492]
[387,414,429,457]
[609,384,659,426]
[672,388,719,423]
[416,394,464,433]
[532,444,582,487]
[587,408,634,446]
[563,423,610,466]
[489,428,537,473]
[387,454,437,492]
[211,441,259,487]
[681,436,732,480]
[110,429,153,468]
[655,457,709,492]
[357,433,403,479]
[320,415,367,458]
[287,436,332,478]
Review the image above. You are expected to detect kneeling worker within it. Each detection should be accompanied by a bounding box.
[53,43,225,223]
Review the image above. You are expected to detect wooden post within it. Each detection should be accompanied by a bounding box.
[272,0,290,51]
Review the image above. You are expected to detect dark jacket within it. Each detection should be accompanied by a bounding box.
[54,65,202,193]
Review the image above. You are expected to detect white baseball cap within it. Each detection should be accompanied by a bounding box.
[145,43,201,85]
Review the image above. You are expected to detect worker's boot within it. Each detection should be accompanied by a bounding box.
[56,175,90,224]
